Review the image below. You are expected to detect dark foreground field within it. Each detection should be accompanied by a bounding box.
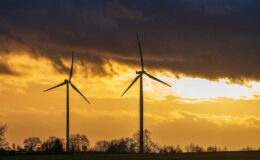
[1,151,260,160]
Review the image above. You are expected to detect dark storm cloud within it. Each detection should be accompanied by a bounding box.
[0,0,260,82]
[0,62,16,75]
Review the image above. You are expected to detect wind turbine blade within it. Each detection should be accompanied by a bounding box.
[43,81,67,92]
[69,52,74,81]
[122,75,140,96]
[144,72,171,87]
[70,82,90,104]
[137,33,144,71]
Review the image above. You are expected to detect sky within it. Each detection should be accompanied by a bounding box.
[1,0,260,150]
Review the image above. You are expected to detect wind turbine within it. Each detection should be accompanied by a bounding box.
[43,52,90,152]
[122,34,171,153]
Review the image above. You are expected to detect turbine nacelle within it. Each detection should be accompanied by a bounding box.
[136,71,144,74]
[64,79,69,83]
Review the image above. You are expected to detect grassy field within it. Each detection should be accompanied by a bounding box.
[1,151,260,160]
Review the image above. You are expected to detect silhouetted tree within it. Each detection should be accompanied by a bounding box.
[69,134,90,152]
[17,145,24,152]
[175,145,183,153]
[0,123,7,149]
[24,137,41,151]
[128,138,137,153]
[133,129,159,153]
[222,146,228,151]
[159,145,175,153]
[4,146,11,151]
[41,136,64,152]
[185,143,204,153]
[12,144,16,151]
[207,145,218,152]
[93,140,110,152]
[106,138,133,153]
[242,145,255,151]
[159,145,184,153]
[92,130,160,153]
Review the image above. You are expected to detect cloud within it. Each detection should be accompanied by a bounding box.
[0,62,16,75]
[151,109,260,149]
[0,0,260,83]
[169,110,260,128]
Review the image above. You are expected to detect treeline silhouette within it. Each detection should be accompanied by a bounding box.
[0,123,259,154]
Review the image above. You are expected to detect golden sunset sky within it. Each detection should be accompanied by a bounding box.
[1,0,260,150]
[1,53,260,150]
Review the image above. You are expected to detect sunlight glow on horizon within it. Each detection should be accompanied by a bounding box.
[170,77,254,101]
